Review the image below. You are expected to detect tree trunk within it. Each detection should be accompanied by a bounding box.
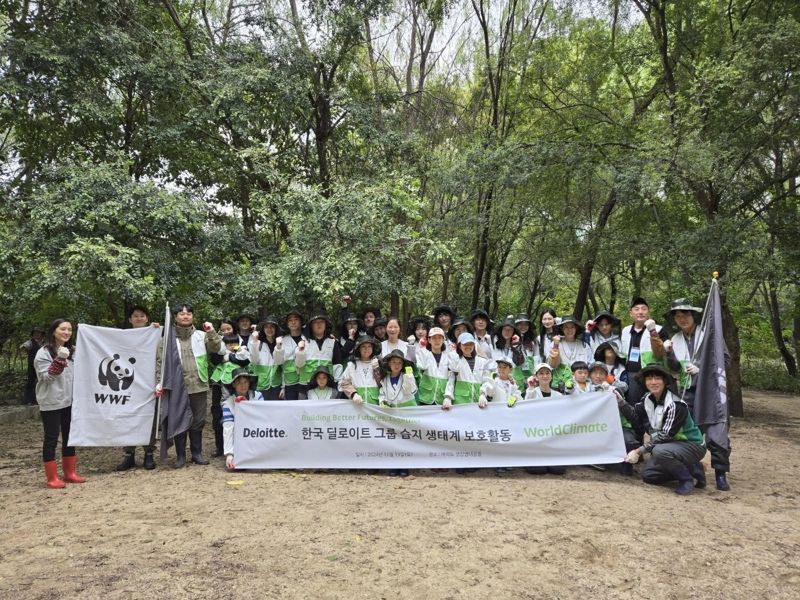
[762,283,798,376]
[574,189,617,318]
[794,289,800,369]
[721,296,743,418]
[471,189,492,310]
[608,273,617,314]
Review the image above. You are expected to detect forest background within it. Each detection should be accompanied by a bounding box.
[1,0,799,416]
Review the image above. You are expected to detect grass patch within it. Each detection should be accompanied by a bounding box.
[742,359,800,394]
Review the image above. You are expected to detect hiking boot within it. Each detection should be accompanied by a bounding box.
[715,469,731,491]
[116,452,136,472]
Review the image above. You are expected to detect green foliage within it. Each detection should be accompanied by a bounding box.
[0,0,798,392]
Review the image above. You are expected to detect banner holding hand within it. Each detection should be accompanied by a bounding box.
[69,324,161,446]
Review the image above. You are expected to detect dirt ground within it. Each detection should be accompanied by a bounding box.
[1,389,799,600]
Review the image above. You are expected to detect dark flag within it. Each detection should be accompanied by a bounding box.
[693,279,730,450]
[158,305,192,460]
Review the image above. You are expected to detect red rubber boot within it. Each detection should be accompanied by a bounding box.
[62,455,87,484]
[44,460,66,488]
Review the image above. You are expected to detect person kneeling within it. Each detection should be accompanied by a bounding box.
[221,368,264,471]
[620,364,706,495]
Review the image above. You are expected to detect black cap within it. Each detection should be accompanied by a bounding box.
[352,335,381,359]
[668,298,702,313]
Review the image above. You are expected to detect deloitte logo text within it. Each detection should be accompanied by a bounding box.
[242,427,287,439]
[524,422,608,438]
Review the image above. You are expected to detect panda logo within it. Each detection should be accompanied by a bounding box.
[98,354,137,391]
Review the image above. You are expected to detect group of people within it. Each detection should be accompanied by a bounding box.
[30,294,731,494]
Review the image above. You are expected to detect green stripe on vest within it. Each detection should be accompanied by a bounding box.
[640,351,660,368]
[674,412,704,445]
[283,361,300,386]
[512,366,527,393]
[251,364,281,389]
[677,360,691,390]
[195,355,209,383]
[358,386,380,405]
[210,361,238,385]
[454,380,481,404]
[620,412,632,429]
[418,373,448,405]
[551,364,573,389]
[300,359,333,385]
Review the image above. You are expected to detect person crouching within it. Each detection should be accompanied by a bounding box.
[620,364,706,494]
[221,368,264,471]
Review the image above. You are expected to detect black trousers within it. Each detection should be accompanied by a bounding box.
[685,389,732,473]
[261,386,282,400]
[211,385,223,434]
[189,391,207,431]
[24,375,37,405]
[283,384,307,400]
[41,406,75,461]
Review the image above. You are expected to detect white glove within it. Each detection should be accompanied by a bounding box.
[613,389,625,406]
[478,394,488,408]
[203,321,215,332]
[297,340,305,352]
[601,382,611,391]
[442,397,453,410]
[370,358,379,370]
[275,336,283,349]
[56,346,70,359]
[662,340,673,352]
[407,335,416,345]
[155,383,163,397]
[554,317,562,325]
[225,455,235,470]
[351,393,363,405]
[625,449,641,464]
[644,319,656,332]
[685,363,700,375]
[235,346,250,361]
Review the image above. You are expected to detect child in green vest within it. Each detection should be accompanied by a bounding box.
[414,327,450,406]
[339,336,381,405]
[250,316,283,400]
[211,334,251,387]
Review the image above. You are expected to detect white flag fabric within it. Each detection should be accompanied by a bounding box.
[69,324,161,447]
[233,391,626,469]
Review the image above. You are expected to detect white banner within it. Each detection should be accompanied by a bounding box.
[69,324,161,446]
[233,391,626,469]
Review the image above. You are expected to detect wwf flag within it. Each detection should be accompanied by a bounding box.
[69,324,160,446]
[693,279,730,450]
[158,305,192,460]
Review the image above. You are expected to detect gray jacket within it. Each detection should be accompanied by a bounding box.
[35,346,73,411]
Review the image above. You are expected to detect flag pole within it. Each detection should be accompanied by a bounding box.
[677,272,718,401]
[689,272,718,363]
[154,302,170,442]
